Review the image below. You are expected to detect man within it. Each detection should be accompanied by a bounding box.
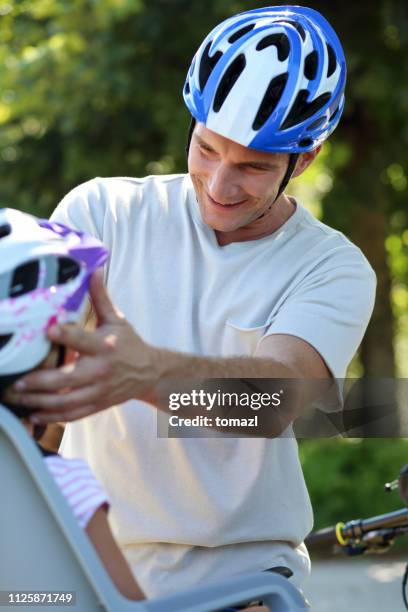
[15,6,376,598]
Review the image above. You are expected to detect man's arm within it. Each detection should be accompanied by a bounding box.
[13,272,332,435]
[148,333,332,436]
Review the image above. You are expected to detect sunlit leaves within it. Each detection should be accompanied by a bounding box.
[0,102,11,123]
[382,163,408,192]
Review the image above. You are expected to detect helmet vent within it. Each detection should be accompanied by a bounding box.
[304,51,318,81]
[298,138,313,148]
[280,20,306,41]
[0,224,11,240]
[327,43,337,77]
[0,334,12,350]
[184,81,190,95]
[253,73,289,130]
[228,23,255,44]
[256,34,289,62]
[329,104,340,122]
[199,41,223,91]
[10,260,39,298]
[280,90,331,130]
[57,257,80,285]
[307,116,327,131]
[213,54,246,113]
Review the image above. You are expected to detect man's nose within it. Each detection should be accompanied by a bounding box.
[207,163,243,203]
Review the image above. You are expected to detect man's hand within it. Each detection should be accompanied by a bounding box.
[14,270,162,424]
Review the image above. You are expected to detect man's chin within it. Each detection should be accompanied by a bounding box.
[200,211,243,233]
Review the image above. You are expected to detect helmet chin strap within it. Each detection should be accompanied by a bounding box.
[255,152,299,220]
[185,116,299,220]
[185,116,196,156]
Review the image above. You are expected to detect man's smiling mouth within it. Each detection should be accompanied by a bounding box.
[206,193,247,209]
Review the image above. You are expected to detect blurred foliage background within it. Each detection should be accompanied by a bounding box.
[0,0,408,533]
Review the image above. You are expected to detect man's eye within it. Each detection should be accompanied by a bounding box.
[247,165,266,172]
[199,145,213,154]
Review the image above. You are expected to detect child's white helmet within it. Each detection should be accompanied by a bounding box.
[0,208,108,376]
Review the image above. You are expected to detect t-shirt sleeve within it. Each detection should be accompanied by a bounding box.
[50,178,105,241]
[263,245,377,379]
[44,456,110,529]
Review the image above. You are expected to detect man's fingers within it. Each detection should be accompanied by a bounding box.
[48,323,104,355]
[20,382,105,411]
[30,404,100,424]
[14,356,108,392]
[90,269,121,325]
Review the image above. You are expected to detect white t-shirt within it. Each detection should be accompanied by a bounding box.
[52,174,376,597]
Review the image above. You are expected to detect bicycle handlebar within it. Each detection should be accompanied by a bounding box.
[305,467,408,612]
[306,508,408,552]
[305,525,338,549]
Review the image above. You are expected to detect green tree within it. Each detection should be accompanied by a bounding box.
[306,1,408,383]
[0,0,244,211]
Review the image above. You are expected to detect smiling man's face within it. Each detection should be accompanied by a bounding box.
[188,122,294,234]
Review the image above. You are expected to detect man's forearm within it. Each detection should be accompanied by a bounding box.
[140,349,299,437]
[157,348,296,380]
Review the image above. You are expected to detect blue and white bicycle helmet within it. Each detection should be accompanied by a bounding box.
[0,208,108,378]
[183,5,346,154]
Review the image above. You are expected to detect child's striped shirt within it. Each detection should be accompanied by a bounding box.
[44,455,109,529]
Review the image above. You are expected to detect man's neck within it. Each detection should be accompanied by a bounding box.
[215,194,296,247]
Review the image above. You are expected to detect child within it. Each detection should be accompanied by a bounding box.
[0,207,144,600]
[0,207,267,611]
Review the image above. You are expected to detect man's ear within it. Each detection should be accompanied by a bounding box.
[292,145,322,178]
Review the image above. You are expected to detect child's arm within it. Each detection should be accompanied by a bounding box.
[86,508,270,609]
[86,506,145,600]
[38,423,65,452]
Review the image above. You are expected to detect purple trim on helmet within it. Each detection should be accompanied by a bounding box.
[38,218,109,313]
[38,220,106,256]
[64,273,92,312]
[68,244,109,269]
[38,219,77,237]
[64,244,109,312]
